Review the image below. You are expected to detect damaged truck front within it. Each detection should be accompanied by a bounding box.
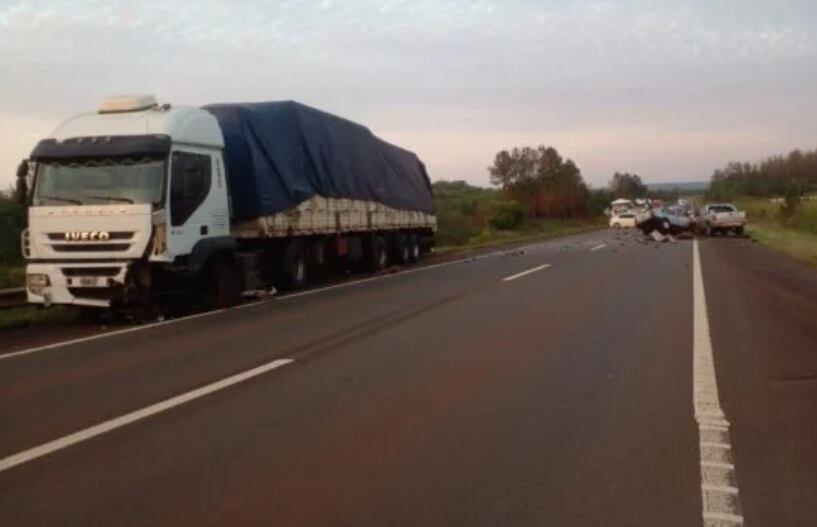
[25,134,179,308]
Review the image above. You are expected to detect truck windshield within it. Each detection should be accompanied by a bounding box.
[32,158,165,207]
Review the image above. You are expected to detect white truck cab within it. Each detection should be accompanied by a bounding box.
[25,95,230,307]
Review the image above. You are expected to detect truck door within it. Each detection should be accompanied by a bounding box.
[167,150,227,257]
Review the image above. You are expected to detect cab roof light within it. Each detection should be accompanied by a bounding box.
[98,95,159,114]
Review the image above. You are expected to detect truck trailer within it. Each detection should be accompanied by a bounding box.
[20,95,436,312]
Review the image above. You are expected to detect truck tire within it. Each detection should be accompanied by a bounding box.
[408,234,421,263]
[205,255,241,309]
[394,234,411,265]
[735,226,744,236]
[367,235,389,271]
[279,240,308,291]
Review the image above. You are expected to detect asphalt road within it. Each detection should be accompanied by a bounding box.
[0,229,815,526]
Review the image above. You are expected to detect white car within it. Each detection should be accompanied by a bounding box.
[609,212,636,229]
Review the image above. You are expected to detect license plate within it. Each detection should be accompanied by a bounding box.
[77,277,102,287]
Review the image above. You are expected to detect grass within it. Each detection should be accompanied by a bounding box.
[435,218,604,255]
[737,197,817,268]
[0,305,79,331]
[748,224,817,267]
[0,265,25,289]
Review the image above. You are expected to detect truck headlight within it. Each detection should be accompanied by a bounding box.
[27,273,51,295]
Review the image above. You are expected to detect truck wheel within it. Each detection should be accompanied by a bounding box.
[705,223,712,236]
[368,235,389,271]
[205,256,241,309]
[279,240,308,291]
[408,234,421,263]
[394,234,411,265]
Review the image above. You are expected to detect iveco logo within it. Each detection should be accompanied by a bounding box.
[64,231,111,241]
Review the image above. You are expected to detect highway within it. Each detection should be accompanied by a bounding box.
[1,229,816,526]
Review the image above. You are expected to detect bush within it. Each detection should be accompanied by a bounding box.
[0,193,26,267]
[433,180,499,246]
[0,266,25,288]
[435,208,479,246]
[488,201,525,230]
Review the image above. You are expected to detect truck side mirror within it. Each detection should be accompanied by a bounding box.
[14,160,29,205]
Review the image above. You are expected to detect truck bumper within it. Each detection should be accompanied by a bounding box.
[26,262,130,308]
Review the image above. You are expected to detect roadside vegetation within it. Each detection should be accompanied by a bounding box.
[737,198,817,267]
[0,189,26,288]
[434,145,616,251]
[707,147,817,267]
[433,179,602,252]
[0,305,78,331]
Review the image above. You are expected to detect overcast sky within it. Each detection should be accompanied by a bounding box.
[1,0,815,189]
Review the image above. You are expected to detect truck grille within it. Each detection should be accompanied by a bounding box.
[51,243,131,252]
[62,267,121,277]
[68,287,118,301]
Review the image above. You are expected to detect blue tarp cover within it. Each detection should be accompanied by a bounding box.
[203,101,434,219]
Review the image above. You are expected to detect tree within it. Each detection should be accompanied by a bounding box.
[707,147,817,200]
[608,172,647,198]
[488,145,589,219]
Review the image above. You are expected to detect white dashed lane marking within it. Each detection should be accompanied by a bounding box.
[693,239,744,526]
[1,235,584,363]
[501,264,552,282]
[0,358,295,473]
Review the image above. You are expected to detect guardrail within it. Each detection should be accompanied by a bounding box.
[0,287,27,311]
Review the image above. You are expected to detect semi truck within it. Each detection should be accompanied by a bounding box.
[18,95,436,313]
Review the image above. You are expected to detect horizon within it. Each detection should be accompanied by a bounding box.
[2,1,816,190]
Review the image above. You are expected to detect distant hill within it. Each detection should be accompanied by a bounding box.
[646,181,709,193]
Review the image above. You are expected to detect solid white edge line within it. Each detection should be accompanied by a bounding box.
[703,511,744,524]
[589,243,607,252]
[2,240,560,362]
[501,264,552,282]
[0,358,294,473]
[5,230,609,361]
[0,308,228,362]
[693,238,744,525]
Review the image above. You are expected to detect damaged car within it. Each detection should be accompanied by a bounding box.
[635,206,693,236]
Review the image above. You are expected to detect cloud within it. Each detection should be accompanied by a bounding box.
[1,0,816,187]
